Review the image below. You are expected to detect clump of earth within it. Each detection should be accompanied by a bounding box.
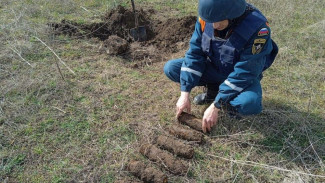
[102,35,129,55]
[48,5,196,64]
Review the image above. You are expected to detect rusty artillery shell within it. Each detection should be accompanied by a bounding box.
[128,160,168,183]
[140,143,188,175]
[168,124,204,143]
[157,135,194,159]
[178,112,202,132]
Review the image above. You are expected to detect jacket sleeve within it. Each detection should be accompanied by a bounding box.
[180,18,207,92]
[214,24,273,106]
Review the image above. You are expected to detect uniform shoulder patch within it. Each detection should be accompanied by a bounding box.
[266,22,270,27]
[258,28,269,36]
[252,39,266,55]
[199,17,206,32]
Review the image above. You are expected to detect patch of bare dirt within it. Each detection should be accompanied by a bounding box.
[49,5,153,41]
[101,5,155,41]
[101,35,129,55]
[149,16,196,53]
[48,5,196,63]
[48,20,110,40]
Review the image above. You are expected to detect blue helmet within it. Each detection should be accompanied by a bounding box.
[198,0,247,23]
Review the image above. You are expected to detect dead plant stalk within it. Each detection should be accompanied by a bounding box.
[9,47,32,67]
[207,154,325,178]
[34,36,76,76]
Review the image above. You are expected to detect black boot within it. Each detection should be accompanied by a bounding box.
[193,88,218,105]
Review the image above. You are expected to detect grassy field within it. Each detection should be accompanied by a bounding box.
[1,0,324,182]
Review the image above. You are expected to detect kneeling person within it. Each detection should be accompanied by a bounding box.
[164,0,278,133]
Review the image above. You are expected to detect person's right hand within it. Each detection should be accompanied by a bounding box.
[176,92,191,118]
[202,103,219,133]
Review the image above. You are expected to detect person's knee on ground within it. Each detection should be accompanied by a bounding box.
[228,79,263,115]
[232,93,262,115]
[163,58,183,83]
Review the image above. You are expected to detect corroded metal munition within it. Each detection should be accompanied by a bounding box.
[128,160,168,183]
[140,143,189,175]
[178,112,203,132]
[157,134,194,159]
[168,124,204,143]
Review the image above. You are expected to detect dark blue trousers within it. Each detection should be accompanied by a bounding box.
[164,58,263,115]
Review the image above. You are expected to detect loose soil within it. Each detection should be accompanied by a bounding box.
[147,16,196,53]
[168,124,205,143]
[103,35,129,55]
[178,112,203,132]
[156,135,194,159]
[127,160,168,183]
[48,5,153,41]
[48,5,196,63]
[139,143,189,175]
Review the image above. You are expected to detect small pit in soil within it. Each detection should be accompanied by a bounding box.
[48,5,196,62]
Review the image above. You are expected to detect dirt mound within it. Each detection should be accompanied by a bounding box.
[49,5,154,41]
[49,20,110,40]
[102,35,129,55]
[48,6,196,60]
[102,5,155,41]
[150,16,196,52]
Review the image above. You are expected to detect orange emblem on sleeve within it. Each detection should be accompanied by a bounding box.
[199,17,206,32]
[266,22,270,27]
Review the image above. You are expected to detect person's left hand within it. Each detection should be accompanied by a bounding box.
[202,103,220,133]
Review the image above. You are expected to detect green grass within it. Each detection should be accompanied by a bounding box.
[0,154,25,178]
[0,0,324,182]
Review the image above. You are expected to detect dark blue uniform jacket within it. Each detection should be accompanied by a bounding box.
[180,4,278,106]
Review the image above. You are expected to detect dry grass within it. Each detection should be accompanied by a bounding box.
[1,0,324,182]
